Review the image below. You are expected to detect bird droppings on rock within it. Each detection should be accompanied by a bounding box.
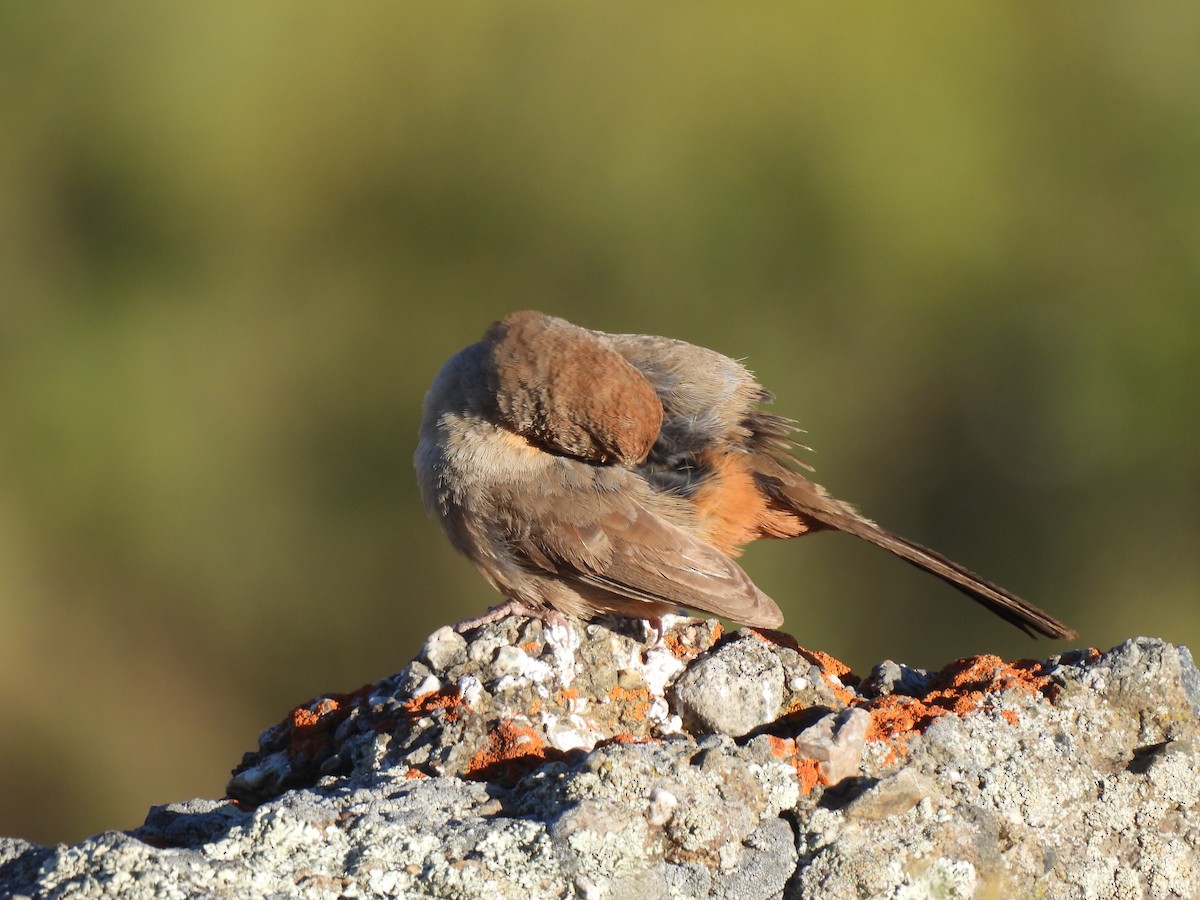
[3,625,1198,898]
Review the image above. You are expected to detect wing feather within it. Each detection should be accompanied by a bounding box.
[514,496,783,628]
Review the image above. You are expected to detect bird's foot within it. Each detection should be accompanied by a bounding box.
[453,598,559,633]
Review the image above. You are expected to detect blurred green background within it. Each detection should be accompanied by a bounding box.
[2,5,1196,846]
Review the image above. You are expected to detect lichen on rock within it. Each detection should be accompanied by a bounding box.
[2,621,1198,899]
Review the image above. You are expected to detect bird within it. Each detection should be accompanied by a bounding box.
[414,310,1076,640]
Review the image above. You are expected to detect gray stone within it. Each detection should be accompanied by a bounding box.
[860,659,934,698]
[793,707,870,784]
[841,769,937,822]
[2,626,1199,899]
[420,625,469,673]
[672,632,785,737]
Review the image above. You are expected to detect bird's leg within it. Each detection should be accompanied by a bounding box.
[453,598,545,633]
[644,616,667,648]
[453,598,576,634]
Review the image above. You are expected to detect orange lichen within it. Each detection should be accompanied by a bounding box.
[291,699,338,730]
[863,696,944,762]
[466,719,566,783]
[556,687,580,704]
[282,685,374,763]
[800,648,854,681]
[781,696,814,718]
[750,628,799,651]
[766,734,792,758]
[794,647,858,705]
[520,640,541,654]
[469,720,546,769]
[402,768,427,779]
[860,654,1059,761]
[606,684,652,722]
[665,621,724,660]
[750,632,858,703]
[767,735,824,795]
[936,654,1053,698]
[793,757,823,795]
[402,687,468,724]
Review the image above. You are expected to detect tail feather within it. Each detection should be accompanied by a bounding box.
[837,513,1076,640]
[762,470,1077,640]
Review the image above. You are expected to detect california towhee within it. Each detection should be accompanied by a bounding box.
[415,311,1076,639]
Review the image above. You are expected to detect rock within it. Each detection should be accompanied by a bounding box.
[793,707,870,784]
[840,768,935,822]
[859,659,934,699]
[672,633,785,736]
[420,625,469,673]
[2,624,1198,898]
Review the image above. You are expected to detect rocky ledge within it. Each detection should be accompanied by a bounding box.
[3,618,1199,898]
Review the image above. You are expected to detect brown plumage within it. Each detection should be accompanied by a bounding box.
[415,310,1076,639]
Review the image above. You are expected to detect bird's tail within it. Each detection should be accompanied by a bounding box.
[762,470,1078,640]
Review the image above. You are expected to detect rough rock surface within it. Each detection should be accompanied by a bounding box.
[3,617,1199,899]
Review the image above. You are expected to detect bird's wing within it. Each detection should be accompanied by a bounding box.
[512,491,784,628]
